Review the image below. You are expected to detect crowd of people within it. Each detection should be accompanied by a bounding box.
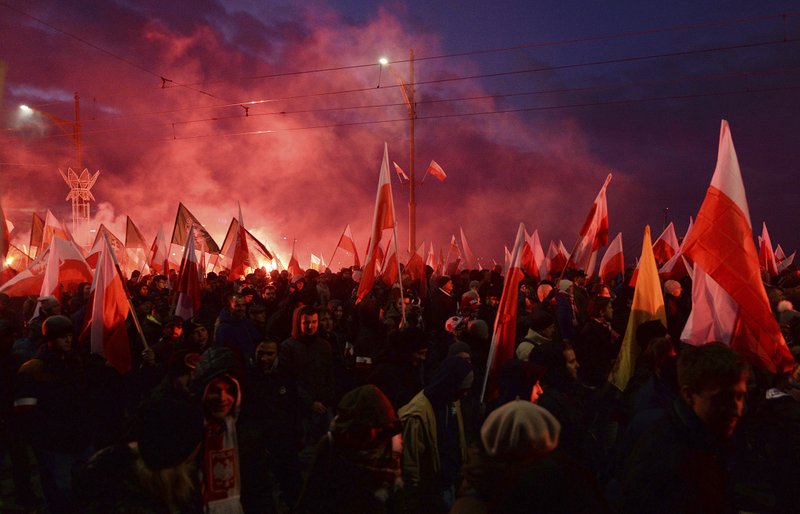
[1,260,800,513]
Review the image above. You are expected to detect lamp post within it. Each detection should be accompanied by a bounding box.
[380,50,417,255]
[20,92,82,169]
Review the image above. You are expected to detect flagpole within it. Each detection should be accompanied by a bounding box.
[103,232,149,351]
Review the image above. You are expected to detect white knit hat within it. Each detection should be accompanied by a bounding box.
[481,400,560,459]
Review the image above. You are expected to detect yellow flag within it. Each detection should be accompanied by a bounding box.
[609,225,666,391]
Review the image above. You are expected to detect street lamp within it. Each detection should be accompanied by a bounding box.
[18,92,83,169]
[380,51,417,255]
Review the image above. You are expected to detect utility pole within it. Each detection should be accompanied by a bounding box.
[408,49,417,255]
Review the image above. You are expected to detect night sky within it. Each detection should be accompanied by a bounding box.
[1,0,799,269]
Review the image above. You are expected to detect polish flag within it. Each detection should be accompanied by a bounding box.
[175,226,201,320]
[599,232,625,284]
[530,230,548,281]
[460,227,477,270]
[81,234,131,373]
[380,243,398,287]
[444,235,461,276]
[758,223,778,278]
[775,244,787,263]
[681,264,739,345]
[426,242,436,270]
[287,242,303,278]
[228,207,251,282]
[658,218,694,281]
[393,162,410,182]
[41,210,75,252]
[86,225,125,269]
[125,216,148,249]
[37,237,94,302]
[682,120,793,374]
[357,144,396,302]
[778,252,795,273]
[406,241,427,298]
[335,224,360,267]
[148,226,170,274]
[609,226,666,391]
[570,174,612,272]
[482,223,527,403]
[426,160,447,182]
[546,240,567,276]
[521,230,539,280]
[652,223,679,265]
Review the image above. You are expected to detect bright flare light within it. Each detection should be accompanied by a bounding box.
[378,57,389,65]
[19,105,32,113]
[5,257,13,266]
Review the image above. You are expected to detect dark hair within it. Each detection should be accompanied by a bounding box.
[677,342,748,391]
[587,296,611,319]
[291,305,318,339]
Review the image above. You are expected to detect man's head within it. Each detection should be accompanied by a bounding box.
[249,303,267,324]
[203,375,237,421]
[154,275,168,291]
[292,305,319,339]
[678,343,749,440]
[163,318,184,343]
[38,295,61,317]
[317,307,334,333]
[43,315,73,353]
[664,280,682,298]
[563,346,579,380]
[185,319,208,349]
[227,293,247,319]
[255,340,279,371]
[263,285,277,302]
[437,276,454,295]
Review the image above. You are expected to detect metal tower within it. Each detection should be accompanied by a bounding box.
[59,168,99,248]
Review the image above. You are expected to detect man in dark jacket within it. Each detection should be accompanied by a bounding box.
[215,292,261,364]
[619,342,749,513]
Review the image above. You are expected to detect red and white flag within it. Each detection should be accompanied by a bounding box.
[38,237,94,302]
[175,226,201,320]
[482,223,527,403]
[546,240,568,276]
[521,229,547,281]
[81,234,131,374]
[681,264,739,345]
[444,235,462,276]
[426,160,447,182]
[148,226,170,274]
[599,232,625,284]
[335,224,360,267]
[41,210,74,252]
[459,227,477,270]
[228,206,251,282]
[658,218,694,281]
[778,251,795,273]
[356,144,396,302]
[86,225,125,269]
[682,120,793,374]
[393,162,410,182]
[775,244,787,263]
[570,174,612,272]
[652,222,679,265]
[125,216,148,250]
[758,223,778,278]
[287,241,303,278]
[380,242,398,287]
[426,242,436,270]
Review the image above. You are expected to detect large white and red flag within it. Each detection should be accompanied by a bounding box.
[444,235,462,276]
[125,216,148,250]
[41,210,75,252]
[81,234,131,374]
[380,241,399,287]
[170,203,220,254]
[599,232,625,284]
[681,264,739,345]
[482,223,527,403]
[681,120,793,374]
[287,239,303,277]
[546,240,568,276]
[148,225,170,275]
[228,206,251,282]
[175,226,201,320]
[426,160,447,182]
[652,222,679,265]
[86,225,125,269]
[521,229,547,281]
[37,237,93,302]
[570,174,612,272]
[334,224,360,267]
[460,227,477,270]
[356,143,396,303]
[758,223,778,278]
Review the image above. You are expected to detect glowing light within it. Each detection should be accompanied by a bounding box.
[378,57,389,65]
[19,105,32,113]
[5,257,13,266]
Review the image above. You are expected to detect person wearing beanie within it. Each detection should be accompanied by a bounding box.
[398,356,472,512]
[516,310,556,361]
[296,385,403,513]
[663,279,690,344]
[27,295,62,347]
[14,315,117,514]
[75,395,204,513]
[452,401,609,514]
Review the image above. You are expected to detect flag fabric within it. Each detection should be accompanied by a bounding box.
[570,174,612,272]
[681,264,739,345]
[460,227,477,270]
[609,226,666,391]
[228,207,252,282]
[546,240,567,276]
[652,222,679,265]
[426,242,436,270]
[681,120,793,374]
[310,254,322,271]
[599,232,625,284]
[380,244,398,287]
[125,216,148,249]
[29,213,44,258]
[406,241,427,298]
[775,244,787,263]
[81,234,131,374]
[4,244,31,272]
[33,237,93,305]
[444,235,462,276]
[287,240,303,277]
[148,226,170,274]
[86,225,126,269]
[334,224,360,267]
[170,203,220,254]
[0,190,9,271]
[503,246,512,275]
[778,252,795,273]
[426,160,447,182]
[356,144,397,303]
[481,223,527,403]
[175,226,202,320]
[393,162,410,182]
[758,223,779,278]
[521,229,547,281]
[658,218,694,281]
[41,210,74,251]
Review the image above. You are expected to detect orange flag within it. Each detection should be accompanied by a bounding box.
[81,234,131,373]
[481,223,527,403]
[682,120,793,374]
[356,144,396,302]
